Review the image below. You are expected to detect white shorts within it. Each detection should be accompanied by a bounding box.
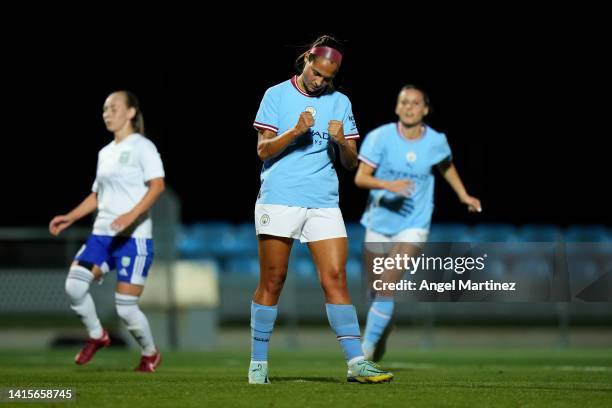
[365,228,429,243]
[255,204,347,243]
[365,228,429,253]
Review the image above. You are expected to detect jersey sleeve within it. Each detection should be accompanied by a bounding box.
[91,153,100,192]
[433,133,453,165]
[341,98,359,140]
[253,86,280,133]
[139,139,165,182]
[358,130,383,168]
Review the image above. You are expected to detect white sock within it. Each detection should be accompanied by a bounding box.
[348,356,365,367]
[115,293,156,356]
[65,266,103,339]
[362,340,375,355]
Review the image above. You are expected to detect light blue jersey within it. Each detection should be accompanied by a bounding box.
[253,76,359,208]
[359,122,451,235]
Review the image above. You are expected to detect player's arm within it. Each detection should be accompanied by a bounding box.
[354,162,413,197]
[338,139,358,170]
[257,112,314,161]
[337,139,358,171]
[436,159,482,212]
[49,192,98,236]
[111,178,165,232]
[328,120,358,170]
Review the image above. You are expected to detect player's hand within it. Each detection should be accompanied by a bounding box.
[461,195,482,212]
[294,111,315,135]
[383,179,414,197]
[49,215,74,236]
[111,211,138,233]
[328,120,345,144]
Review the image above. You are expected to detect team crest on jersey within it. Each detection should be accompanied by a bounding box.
[406,151,417,163]
[305,106,317,117]
[260,214,270,226]
[121,256,131,267]
[119,151,130,164]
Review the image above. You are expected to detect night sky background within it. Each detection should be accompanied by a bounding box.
[2,25,608,228]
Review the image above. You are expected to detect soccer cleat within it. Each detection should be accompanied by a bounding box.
[347,360,393,384]
[135,350,162,372]
[75,329,111,365]
[248,361,270,384]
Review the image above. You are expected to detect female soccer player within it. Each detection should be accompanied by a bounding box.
[250,35,393,384]
[355,84,482,361]
[49,90,165,372]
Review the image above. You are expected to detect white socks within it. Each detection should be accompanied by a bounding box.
[65,265,156,355]
[65,265,103,339]
[115,293,156,356]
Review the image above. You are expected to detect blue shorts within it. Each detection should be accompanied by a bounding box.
[75,235,154,285]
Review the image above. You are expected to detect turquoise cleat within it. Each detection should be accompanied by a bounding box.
[248,361,270,384]
[347,360,394,384]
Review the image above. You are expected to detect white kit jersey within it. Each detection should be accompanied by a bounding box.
[91,133,165,238]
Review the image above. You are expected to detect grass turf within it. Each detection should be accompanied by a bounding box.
[1,348,611,407]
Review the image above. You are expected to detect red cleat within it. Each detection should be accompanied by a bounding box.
[75,329,111,365]
[135,350,161,373]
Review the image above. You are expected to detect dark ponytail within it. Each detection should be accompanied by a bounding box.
[119,90,145,135]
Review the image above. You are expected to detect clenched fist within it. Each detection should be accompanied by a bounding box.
[328,120,344,144]
[294,111,315,135]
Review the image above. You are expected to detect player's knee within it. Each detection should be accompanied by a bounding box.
[115,304,136,325]
[115,293,141,325]
[321,266,346,287]
[320,269,348,296]
[65,265,94,301]
[65,279,89,301]
[261,274,286,296]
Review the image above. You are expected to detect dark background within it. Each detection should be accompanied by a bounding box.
[2,27,608,228]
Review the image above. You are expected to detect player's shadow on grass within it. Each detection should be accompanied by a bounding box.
[273,377,341,383]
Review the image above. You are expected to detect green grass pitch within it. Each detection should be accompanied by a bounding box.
[1,348,611,407]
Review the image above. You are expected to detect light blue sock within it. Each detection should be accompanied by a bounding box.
[326,303,363,363]
[363,296,395,350]
[250,301,278,362]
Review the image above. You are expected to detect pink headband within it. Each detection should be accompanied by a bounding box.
[310,46,343,65]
